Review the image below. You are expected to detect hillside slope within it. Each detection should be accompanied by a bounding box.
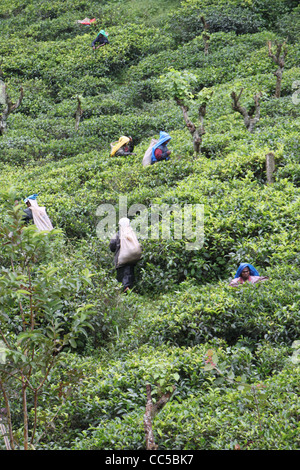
[0,0,299,450]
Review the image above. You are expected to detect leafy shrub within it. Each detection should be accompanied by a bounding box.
[250,0,298,27]
[121,265,300,349]
[277,5,300,43]
[168,4,264,44]
[63,344,300,450]
[0,0,300,451]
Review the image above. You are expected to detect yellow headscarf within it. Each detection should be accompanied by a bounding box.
[110,136,130,156]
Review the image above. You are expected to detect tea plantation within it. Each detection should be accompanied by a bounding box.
[0,0,299,451]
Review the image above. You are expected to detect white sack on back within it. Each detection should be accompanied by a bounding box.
[142,138,158,167]
[117,218,141,267]
[29,199,54,232]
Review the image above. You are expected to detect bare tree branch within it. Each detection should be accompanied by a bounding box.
[0,385,14,450]
[231,88,262,133]
[0,414,11,450]
[176,99,206,155]
[267,41,288,98]
[201,16,210,55]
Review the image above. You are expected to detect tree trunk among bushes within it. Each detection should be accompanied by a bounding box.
[0,408,11,450]
[266,152,275,184]
[158,69,212,156]
[144,384,175,450]
[74,96,83,131]
[201,16,210,55]
[0,82,24,135]
[176,98,206,155]
[267,41,287,98]
[231,88,262,133]
[0,192,94,450]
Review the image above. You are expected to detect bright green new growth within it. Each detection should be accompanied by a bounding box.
[0,0,299,451]
[0,189,94,449]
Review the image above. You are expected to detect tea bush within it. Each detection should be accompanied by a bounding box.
[0,0,299,451]
[61,343,299,450]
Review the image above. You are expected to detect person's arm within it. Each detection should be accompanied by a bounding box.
[92,36,99,47]
[115,147,136,156]
[252,276,269,284]
[109,233,120,252]
[229,278,241,287]
[22,208,33,223]
[94,37,109,48]
[115,148,129,156]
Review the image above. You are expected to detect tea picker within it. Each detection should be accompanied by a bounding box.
[23,194,54,232]
[109,218,142,293]
[92,30,109,50]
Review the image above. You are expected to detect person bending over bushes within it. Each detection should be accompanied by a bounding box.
[151,131,172,164]
[110,136,136,157]
[229,263,269,287]
[92,30,109,49]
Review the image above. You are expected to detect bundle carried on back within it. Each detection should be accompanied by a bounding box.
[117,217,142,267]
[142,138,158,167]
[30,200,53,231]
[24,194,53,232]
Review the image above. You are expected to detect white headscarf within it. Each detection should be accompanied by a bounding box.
[118,217,130,239]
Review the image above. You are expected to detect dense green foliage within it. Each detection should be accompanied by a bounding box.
[0,0,299,450]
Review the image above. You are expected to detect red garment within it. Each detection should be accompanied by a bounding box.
[79,18,96,25]
[154,148,164,161]
[229,276,269,287]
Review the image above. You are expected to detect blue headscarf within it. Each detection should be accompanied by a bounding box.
[151,131,171,163]
[24,194,38,203]
[234,263,260,278]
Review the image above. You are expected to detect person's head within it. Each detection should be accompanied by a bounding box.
[240,266,250,280]
[119,217,130,228]
[24,194,38,207]
[159,131,171,144]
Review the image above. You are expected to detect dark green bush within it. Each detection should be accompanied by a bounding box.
[0,0,300,452]
[122,270,300,348]
[168,5,264,44]
[277,5,300,43]
[251,0,298,27]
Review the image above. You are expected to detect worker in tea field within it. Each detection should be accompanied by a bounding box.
[151,131,172,164]
[229,263,269,287]
[110,136,136,157]
[109,218,142,293]
[92,29,109,49]
[22,194,53,231]
[23,197,34,224]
